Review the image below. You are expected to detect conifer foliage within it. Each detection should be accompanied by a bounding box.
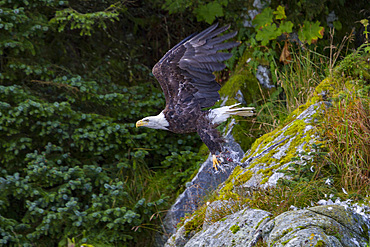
[0,1,201,246]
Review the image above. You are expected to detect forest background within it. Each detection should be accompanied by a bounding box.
[0,0,369,246]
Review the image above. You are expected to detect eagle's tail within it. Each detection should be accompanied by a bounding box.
[209,103,255,124]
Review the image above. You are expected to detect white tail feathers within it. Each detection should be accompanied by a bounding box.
[209,103,255,124]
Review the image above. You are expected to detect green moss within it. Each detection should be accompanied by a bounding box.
[282,104,310,125]
[242,126,283,164]
[250,149,278,169]
[183,205,207,237]
[283,119,306,136]
[219,72,261,152]
[221,166,242,193]
[281,236,297,244]
[333,51,370,80]
[255,215,270,229]
[322,224,341,240]
[221,181,235,193]
[219,166,253,196]
[232,165,244,177]
[219,74,247,105]
[220,52,272,106]
[307,78,336,106]
[230,224,240,234]
[251,112,318,180]
[246,121,308,175]
[234,170,253,187]
[315,240,326,247]
[258,163,280,175]
[238,106,317,188]
[198,143,211,159]
[281,227,293,236]
[260,177,269,184]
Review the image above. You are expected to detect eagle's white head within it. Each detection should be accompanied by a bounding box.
[136,112,169,130]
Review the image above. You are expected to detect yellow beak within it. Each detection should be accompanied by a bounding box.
[136,120,147,128]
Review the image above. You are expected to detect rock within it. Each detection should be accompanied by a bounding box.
[165,217,197,247]
[236,102,326,190]
[243,0,267,27]
[202,200,238,230]
[235,90,247,105]
[162,52,370,246]
[156,126,245,246]
[167,205,369,247]
[163,97,370,246]
[264,205,369,247]
[256,65,274,89]
[184,208,271,247]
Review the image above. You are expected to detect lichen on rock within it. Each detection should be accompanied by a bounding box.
[236,101,325,189]
[167,204,370,247]
[162,48,370,247]
[182,208,271,247]
[265,205,370,246]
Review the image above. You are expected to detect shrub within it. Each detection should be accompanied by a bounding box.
[0,1,202,246]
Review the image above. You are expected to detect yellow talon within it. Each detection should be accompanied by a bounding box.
[212,154,220,171]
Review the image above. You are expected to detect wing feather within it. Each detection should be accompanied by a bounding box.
[203,31,237,48]
[193,53,232,63]
[152,23,239,108]
[213,41,240,50]
[186,69,216,82]
[184,61,226,72]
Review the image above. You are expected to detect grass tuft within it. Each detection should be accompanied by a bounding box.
[320,95,370,196]
[277,48,326,113]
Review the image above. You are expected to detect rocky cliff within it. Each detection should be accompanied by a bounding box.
[161,50,370,246]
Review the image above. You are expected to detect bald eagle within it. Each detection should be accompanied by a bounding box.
[136,23,254,170]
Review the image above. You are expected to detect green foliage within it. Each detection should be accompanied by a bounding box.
[360,19,370,53]
[252,5,323,46]
[1,0,368,245]
[244,5,328,131]
[163,0,193,14]
[272,0,343,25]
[50,5,122,36]
[194,2,224,24]
[273,5,287,20]
[163,0,229,24]
[298,20,324,45]
[255,23,279,46]
[0,0,185,87]
[253,7,274,29]
[157,151,204,195]
[0,1,203,246]
[0,79,202,245]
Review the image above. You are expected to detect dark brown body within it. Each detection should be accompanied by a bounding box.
[163,100,223,154]
[149,24,238,155]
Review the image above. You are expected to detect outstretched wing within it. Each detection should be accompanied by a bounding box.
[152,23,239,109]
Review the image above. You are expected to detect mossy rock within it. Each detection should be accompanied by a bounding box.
[165,45,370,247]
[265,205,369,246]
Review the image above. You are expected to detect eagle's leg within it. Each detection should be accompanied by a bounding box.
[212,154,221,171]
[196,121,224,171]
